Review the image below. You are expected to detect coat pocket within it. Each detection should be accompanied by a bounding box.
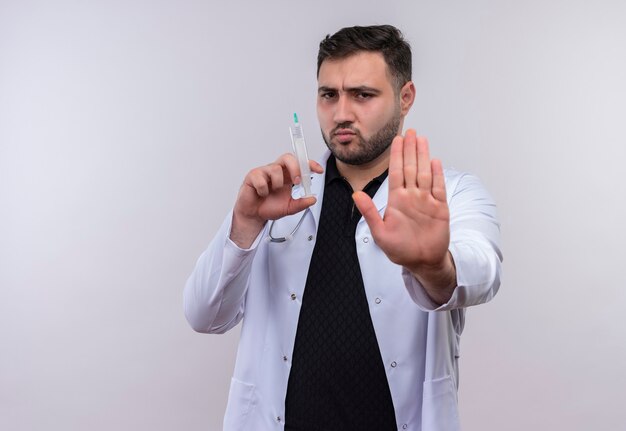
[421,375,461,431]
[223,378,256,431]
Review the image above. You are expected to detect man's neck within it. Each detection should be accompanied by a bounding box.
[335,148,390,192]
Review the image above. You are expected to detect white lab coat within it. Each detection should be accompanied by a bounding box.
[184,151,502,431]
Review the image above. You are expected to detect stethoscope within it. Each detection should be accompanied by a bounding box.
[267,208,310,243]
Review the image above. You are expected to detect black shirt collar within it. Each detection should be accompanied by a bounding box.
[325,154,389,190]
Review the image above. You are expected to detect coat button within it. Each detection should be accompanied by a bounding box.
[391,361,397,368]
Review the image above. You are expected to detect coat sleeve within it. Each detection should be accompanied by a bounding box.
[183,212,267,334]
[403,171,503,311]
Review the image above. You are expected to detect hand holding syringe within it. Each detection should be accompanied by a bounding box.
[289,113,313,197]
[230,114,322,248]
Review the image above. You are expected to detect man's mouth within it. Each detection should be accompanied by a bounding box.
[333,128,357,143]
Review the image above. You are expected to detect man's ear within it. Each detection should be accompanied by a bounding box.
[399,81,416,115]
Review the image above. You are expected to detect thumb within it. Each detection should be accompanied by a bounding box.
[286,196,317,216]
[352,191,384,237]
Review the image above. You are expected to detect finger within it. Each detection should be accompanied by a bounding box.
[431,159,447,202]
[275,153,300,184]
[388,135,405,190]
[267,164,284,191]
[309,159,325,174]
[403,129,418,188]
[248,169,271,197]
[416,136,432,191]
[352,191,385,238]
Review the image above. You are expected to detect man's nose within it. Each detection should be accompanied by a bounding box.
[333,95,355,124]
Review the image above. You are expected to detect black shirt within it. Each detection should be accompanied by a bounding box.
[284,155,396,431]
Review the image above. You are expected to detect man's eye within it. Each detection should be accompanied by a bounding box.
[356,92,373,100]
[320,92,336,99]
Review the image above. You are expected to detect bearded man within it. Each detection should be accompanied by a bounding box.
[184,24,502,431]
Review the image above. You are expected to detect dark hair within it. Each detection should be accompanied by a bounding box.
[317,25,412,92]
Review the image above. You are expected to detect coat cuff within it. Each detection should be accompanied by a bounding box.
[401,267,461,312]
[225,212,268,253]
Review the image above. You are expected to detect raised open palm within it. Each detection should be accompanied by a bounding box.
[353,130,450,272]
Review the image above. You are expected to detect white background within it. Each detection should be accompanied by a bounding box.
[1,1,625,430]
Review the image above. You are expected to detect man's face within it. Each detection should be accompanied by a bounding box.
[317,51,403,166]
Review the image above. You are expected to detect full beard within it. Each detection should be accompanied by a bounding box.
[321,110,402,166]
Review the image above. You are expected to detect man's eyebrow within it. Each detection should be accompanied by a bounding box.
[317,85,381,94]
[318,86,336,93]
[346,86,381,94]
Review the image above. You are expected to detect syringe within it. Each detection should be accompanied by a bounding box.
[289,113,313,197]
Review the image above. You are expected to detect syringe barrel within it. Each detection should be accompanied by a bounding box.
[290,122,313,197]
